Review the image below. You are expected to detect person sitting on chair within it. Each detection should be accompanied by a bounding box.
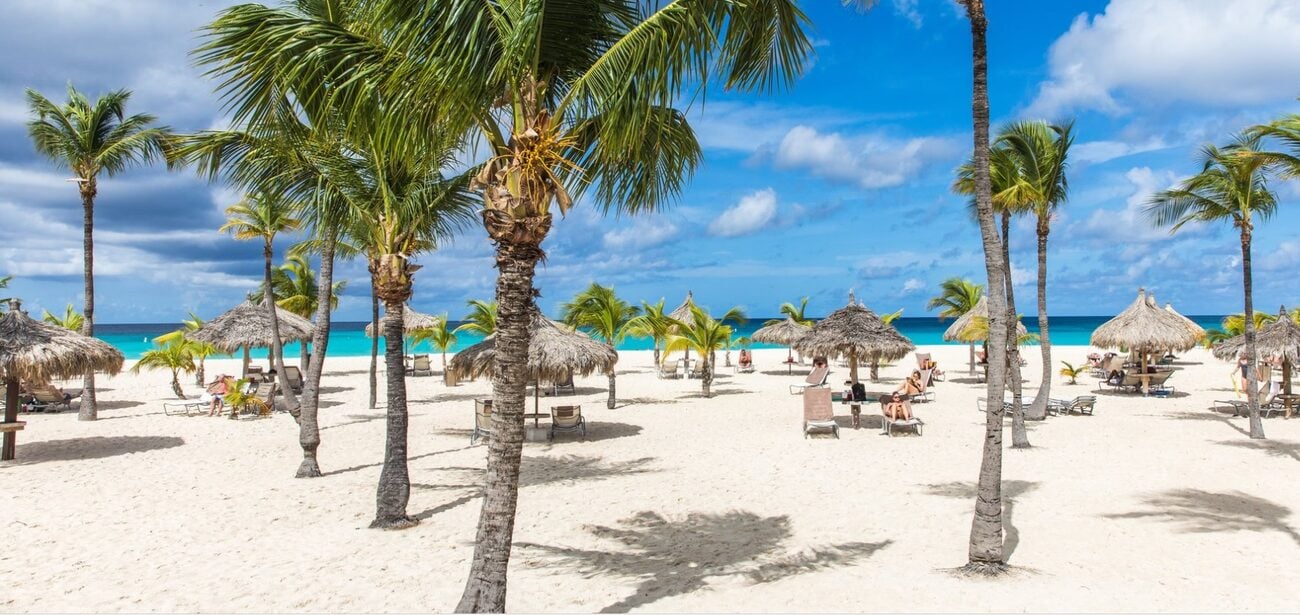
[882,391,911,421]
[203,375,235,416]
[738,349,753,369]
[897,370,924,397]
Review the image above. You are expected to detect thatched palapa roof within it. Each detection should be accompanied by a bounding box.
[1164,302,1206,342]
[793,296,914,361]
[449,309,617,381]
[0,301,124,383]
[752,315,811,346]
[364,304,441,337]
[1090,289,1198,354]
[1212,306,1300,363]
[189,300,314,353]
[942,295,1028,342]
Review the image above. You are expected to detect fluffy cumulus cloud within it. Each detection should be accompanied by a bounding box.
[1027,0,1300,116]
[708,189,779,237]
[900,278,926,295]
[1073,166,1191,244]
[602,218,680,250]
[771,126,960,189]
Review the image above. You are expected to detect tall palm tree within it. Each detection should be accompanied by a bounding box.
[928,277,985,375]
[768,297,813,325]
[560,283,639,409]
[155,312,216,386]
[410,314,457,371]
[198,1,812,607]
[664,305,740,398]
[257,252,348,363]
[627,299,673,368]
[455,300,499,337]
[26,85,170,421]
[220,192,303,410]
[41,304,84,331]
[132,340,197,399]
[1147,134,1280,440]
[998,120,1073,420]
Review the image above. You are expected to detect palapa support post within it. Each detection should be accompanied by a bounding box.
[3,374,20,461]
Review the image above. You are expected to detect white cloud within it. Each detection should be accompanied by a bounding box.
[892,0,922,27]
[602,218,679,250]
[1027,0,1300,116]
[901,278,925,294]
[772,126,960,189]
[1074,167,1185,244]
[708,189,779,237]
[1073,137,1169,165]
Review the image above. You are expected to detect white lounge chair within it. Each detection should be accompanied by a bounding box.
[803,388,838,439]
[549,405,586,440]
[789,365,831,395]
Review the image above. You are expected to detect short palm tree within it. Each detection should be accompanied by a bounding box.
[132,340,197,399]
[1147,134,1280,440]
[560,283,639,409]
[1058,361,1084,385]
[410,314,457,371]
[928,277,985,375]
[221,193,303,409]
[154,312,216,386]
[26,85,170,420]
[455,300,499,337]
[665,305,742,397]
[769,297,813,325]
[0,276,11,309]
[627,299,674,368]
[41,304,84,331]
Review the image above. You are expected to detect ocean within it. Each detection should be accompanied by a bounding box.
[96,315,1227,360]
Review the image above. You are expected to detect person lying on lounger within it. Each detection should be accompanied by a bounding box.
[883,391,911,421]
[897,370,924,397]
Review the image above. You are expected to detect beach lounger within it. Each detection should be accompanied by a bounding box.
[976,397,1013,414]
[472,399,493,445]
[802,387,838,439]
[1147,370,1174,396]
[230,381,276,418]
[26,384,78,412]
[549,405,586,440]
[163,398,208,416]
[408,354,433,377]
[658,362,681,379]
[283,365,305,393]
[552,372,575,396]
[789,365,831,395]
[881,399,922,436]
[913,368,935,403]
[1047,395,1096,416]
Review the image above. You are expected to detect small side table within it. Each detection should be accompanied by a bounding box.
[523,412,549,442]
[843,402,863,429]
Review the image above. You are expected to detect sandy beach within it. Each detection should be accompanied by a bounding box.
[2,344,1298,613]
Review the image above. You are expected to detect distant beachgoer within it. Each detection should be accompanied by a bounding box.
[883,391,911,421]
[738,349,752,369]
[204,375,235,416]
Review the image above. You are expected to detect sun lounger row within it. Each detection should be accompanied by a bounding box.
[471,400,586,444]
[802,388,923,438]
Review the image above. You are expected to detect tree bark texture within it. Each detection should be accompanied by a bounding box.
[369,274,380,410]
[1027,216,1051,420]
[607,345,617,409]
[1241,227,1265,439]
[79,184,98,420]
[297,237,335,478]
[371,301,415,528]
[263,243,299,414]
[1001,213,1030,449]
[456,240,542,612]
[963,0,1011,570]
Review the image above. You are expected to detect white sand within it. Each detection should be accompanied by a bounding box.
[2,345,1298,613]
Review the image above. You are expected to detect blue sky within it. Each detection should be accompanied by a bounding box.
[2,0,1299,323]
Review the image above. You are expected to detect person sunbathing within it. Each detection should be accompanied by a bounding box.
[738,349,753,369]
[897,370,924,396]
[203,375,236,416]
[882,392,911,421]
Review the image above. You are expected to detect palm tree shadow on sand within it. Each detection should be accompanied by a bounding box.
[8,435,184,465]
[923,480,1039,562]
[1104,489,1300,547]
[516,510,890,613]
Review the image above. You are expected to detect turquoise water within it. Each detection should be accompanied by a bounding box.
[98,315,1228,360]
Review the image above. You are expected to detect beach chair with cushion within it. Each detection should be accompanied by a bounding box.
[231,381,276,418]
[549,405,586,440]
[472,399,493,445]
[552,371,575,396]
[408,355,433,377]
[789,365,831,395]
[658,362,681,379]
[881,398,923,436]
[283,365,305,393]
[27,384,77,412]
[802,387,838,439]
[1147,370,1175,396]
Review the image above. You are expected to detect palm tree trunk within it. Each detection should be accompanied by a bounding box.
[78,185,98,421]
[263,243,298,413]
[870,352,880,381]
[372,298,415,528]
[963,0,1011,573]
[369,273,379,410]
[195,357,206,387]
[968,343,976,376]
[3,376,19,460]
[242,347,250,378]
[1002,213,1030,449]
[170,371,184,399]
[606,344,617,409]
[849,349,859,385]
[1027,217,1051,421]
[702,356,713,397]
[297,236,335,478]
[1241,227,1265,439]
[653,342,661,368]
[457,241,542,612]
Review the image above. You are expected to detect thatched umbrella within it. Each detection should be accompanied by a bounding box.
[942,295,1030,375]
[1,300,124,460]
[1213,306,1300,396]
[793,293,914,384]
[668,291,698,364]
[189,300,314,377]
[1091,289,1198,383]
[753,315,811,374]
[363,304,440,336]
[1164,302,1206,344]
[449,309,617,421]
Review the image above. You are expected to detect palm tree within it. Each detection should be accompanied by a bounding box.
[1203,311,1279,348]
[664,305,739,397]
[1147,134,1280,440]
[41,304,84,331]
[221,193,303,411]
[132,340,197,399]
[26,85,170,421]
[627,299,674,367]
[928,277,985,375]
[560,283,639,409]
[998,120,1073,420]
[257,252,348,363]
[454,300,499,337]
[0,276,11,309]
[198,1,812,607]
[410,314,457,371]
[155,312,216,386]
[768,297,813,325]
